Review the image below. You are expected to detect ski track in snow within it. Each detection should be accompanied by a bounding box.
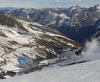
[1,60,100,82]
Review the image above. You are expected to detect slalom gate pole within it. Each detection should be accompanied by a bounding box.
[19,55,22,75]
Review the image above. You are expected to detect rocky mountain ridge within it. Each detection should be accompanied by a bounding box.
[0,4,100,43]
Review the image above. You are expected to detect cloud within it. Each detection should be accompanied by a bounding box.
[50,0,61,2]
[11,1,35,8]
[0,0,7,1]
[70,0,97,2]
[11,0,67,8]
[0,1,34,8]
[20,0,100,8]
[0,0,100,8]
[39,0,100,8]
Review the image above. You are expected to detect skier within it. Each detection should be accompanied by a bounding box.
[75,49,82,58]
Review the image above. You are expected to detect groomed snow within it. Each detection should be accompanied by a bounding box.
[1,60,100,82]
[0,38,100,82]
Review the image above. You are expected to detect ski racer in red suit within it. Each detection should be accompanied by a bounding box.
[77,49,82,53]
[75,49,82,58]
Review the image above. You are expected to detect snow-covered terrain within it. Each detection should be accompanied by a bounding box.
[0,35,100,82]
[0,15,82,73]
[0,4,100,43]
[0,60,99,82]
[0,14,100,82]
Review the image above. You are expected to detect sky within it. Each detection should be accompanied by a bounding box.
[0,0,100,8]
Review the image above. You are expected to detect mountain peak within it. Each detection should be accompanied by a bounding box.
[72,4,79,8]
[88,4,100,11]
[68,4,81,13]
[69,4,80,11]
[96,4,100,7]
[73,4,78,7]
[96,4,100,10]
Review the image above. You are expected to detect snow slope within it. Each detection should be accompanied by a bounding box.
[0,37,100,82]
[1,59,100,82]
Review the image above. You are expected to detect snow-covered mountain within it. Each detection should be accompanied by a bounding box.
[0,14,83,72]
[95,31,100,40]
[92,19,100,41]
[0,4,100,43]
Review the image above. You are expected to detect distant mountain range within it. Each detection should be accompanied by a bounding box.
[93,21,100,41]
[0,4,100,43]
